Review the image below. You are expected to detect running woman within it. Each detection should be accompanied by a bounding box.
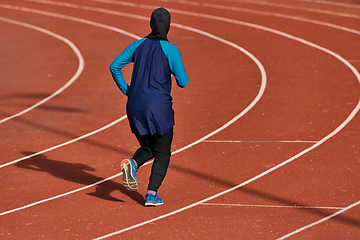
[109,7,189,206]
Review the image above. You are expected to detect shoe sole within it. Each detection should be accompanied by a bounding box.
[145,201,164,207]
[121,159,138,191]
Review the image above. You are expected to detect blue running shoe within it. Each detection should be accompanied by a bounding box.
[121,158,138,191]
[145,193,164,206]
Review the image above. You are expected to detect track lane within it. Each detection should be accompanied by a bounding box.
[0,3,141,163]
[31,0,360,238]
[0,16,84,124]
[0,0,360,238]
[0,0,268,238]
[85,0,356,239]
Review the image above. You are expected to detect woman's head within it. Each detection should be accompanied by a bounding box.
[146,7,171,41]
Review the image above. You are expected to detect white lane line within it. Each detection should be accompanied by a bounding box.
[0,115,127,169]
[277,200,360,239]
[162,0,360,36]
[0,4,142,168]
[0,4,267,220]
[0,4,142,40]
[11,2,267,154]
[171,22,266,155]
[30,0,360,36]
[0,0,266,164]
[5,2,360,238]
[164,3,360,238]
[0,172,122,217]
[0,16,84,124]
[34,0,267,153]
[201,203,345,210]
[225,0,360,19]
[295,0,360,9]
[23,0,360,238]
[203,140,318,143]
[85,2,360,239]
[24,0,149,21]
[17,0,257,158]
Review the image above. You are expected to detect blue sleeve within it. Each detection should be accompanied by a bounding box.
[109,39,146,95]
[160,41,189,88]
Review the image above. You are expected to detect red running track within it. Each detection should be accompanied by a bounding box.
[0,0,360,239]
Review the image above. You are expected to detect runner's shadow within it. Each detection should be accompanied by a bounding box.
[16,151,144,205]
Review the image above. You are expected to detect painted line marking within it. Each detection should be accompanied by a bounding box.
[85,2,360,239]
[0,115,127,169]
[0,4,143,168]
[16,1,267,157]
[0,16,84,124]
[203,140,318,143]
[4,2,360,239]
[201,203,344,210]
[226,0,360,19]
[277,199,360,239]
[11,1,360,239]
[296,0,360,9]
[0,172,122,217]
[161,0,360,36]
[0,3,267,221]
[0,4,142,39]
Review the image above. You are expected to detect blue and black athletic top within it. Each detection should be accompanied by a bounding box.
[110,38,189,136]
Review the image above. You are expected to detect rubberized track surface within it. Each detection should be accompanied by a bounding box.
[1,0,360,239]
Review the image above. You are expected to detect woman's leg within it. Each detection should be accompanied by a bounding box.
[132,133,154,168]
[147,127,173,192]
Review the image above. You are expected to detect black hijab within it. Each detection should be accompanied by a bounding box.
[145,8,171,41]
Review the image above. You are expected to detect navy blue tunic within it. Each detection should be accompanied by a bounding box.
[110,38,188,136]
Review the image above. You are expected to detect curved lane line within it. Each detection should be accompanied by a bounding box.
[296,0,360,9]
[0,171,123,217]
[226,0,360,19]
[0,16,84,124]
[77,2,360,239]
[0,5,267,220]
[151,4,360,239]
[193,2,360,35]
[171,22,266,154]
[9,1,267,155]
[277,200,360,239]
[0,115,127,169]
[0,4,142,39]
[4,1,360,238]
[0,4,143,168]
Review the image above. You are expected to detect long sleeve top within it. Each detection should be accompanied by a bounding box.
[110,38,189,136]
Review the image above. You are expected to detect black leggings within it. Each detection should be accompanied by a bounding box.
[132,127,173,192]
